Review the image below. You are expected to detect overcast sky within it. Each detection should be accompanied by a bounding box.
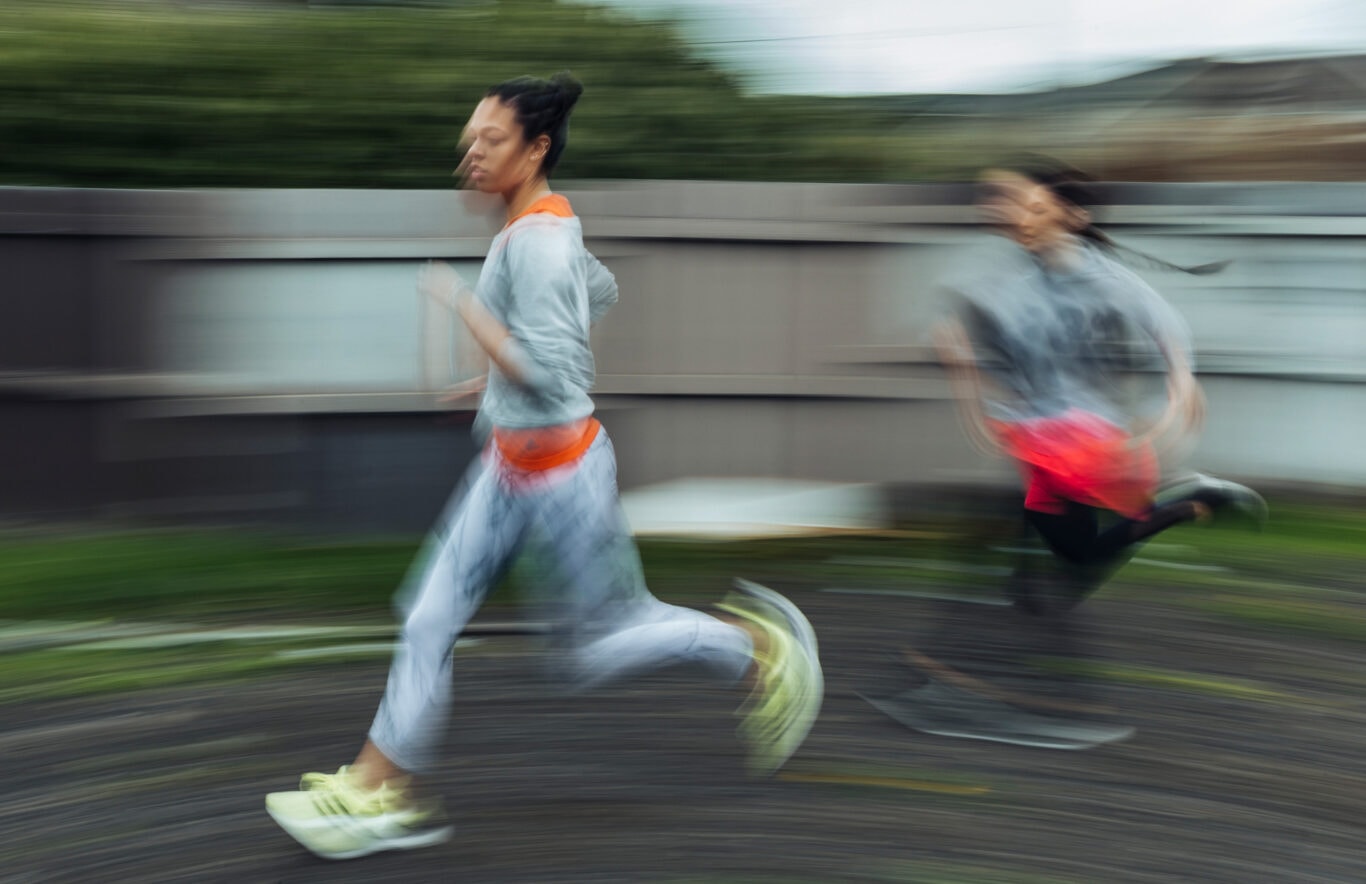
[581,0,1366,94]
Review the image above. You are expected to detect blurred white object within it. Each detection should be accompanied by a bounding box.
[620,478,889,539]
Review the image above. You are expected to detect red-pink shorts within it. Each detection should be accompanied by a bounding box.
[989,409,1157,520]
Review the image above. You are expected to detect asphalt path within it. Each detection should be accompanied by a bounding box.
[4,587,1364,883]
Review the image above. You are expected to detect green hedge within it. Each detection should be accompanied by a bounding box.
[0,0,917,187]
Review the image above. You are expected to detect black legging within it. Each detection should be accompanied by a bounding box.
[1014,498,1202,613]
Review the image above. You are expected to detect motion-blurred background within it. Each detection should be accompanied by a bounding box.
[2,6,1365,881]
[2,0,1362,533]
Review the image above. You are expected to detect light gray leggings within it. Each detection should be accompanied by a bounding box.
[368,429,754,773]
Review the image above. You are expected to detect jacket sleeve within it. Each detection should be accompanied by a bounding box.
[585,251,619,325]
[499,225,587,398]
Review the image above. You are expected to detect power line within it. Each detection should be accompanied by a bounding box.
[695,22,1041,47]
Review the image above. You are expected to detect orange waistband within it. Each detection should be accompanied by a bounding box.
[493,417,600,472]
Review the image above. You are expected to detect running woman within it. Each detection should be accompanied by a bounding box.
[863,158,1267,748]
[265,72,822,861]
[938,156,1266,614]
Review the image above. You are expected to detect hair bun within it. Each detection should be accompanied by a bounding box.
[485,72,583,174]
[550,71,584,107]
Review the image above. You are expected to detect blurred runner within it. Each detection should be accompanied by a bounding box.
[266,71,822,861]
[940,156,1264,610]
[867,156,1264,747]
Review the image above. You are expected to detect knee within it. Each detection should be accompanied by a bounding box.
[399,606,453,655]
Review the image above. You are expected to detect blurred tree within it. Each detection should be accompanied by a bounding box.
[10,2,1348,186]
[0,0,906,187]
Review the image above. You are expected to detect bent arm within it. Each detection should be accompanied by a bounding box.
[1142,340,1205,442]
[585,252,619,325]
[1132,281,1205,442]
[474,228,584,396]
[934,317,1003,457]
[417,260,488,392]
[456,295,554,390]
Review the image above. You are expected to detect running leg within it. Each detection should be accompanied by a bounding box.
[368,464,531,774]
[532,433,754,688]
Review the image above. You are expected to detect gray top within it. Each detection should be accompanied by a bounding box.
[474,207,619,433]
[941,237,1193,427]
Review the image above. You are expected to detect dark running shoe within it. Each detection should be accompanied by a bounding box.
[1160,473,1268,529]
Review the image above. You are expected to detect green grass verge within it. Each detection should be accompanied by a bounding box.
[0,528,419,621]
[0,498,1359,702]
[0,525,982,622]
[0,499,1361,624]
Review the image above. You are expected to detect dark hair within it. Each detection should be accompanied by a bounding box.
[999,154,1227,276]
[485,71,583,175]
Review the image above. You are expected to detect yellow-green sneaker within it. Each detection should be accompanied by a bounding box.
[718,578,824,776]
[265,765,452,860]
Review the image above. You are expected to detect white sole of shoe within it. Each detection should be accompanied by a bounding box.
[266,805,453,860]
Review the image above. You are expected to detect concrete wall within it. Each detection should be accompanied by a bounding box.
[1,182,1361,530]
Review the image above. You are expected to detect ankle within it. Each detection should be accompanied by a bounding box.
[347,763,387,792]
[350,743,408,793]
[716,613,765,689]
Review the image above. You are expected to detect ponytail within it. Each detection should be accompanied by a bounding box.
[1078,224,1229,276]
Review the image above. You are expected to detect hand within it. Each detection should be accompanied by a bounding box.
[931,321,1002,456]
[438,374,486,406]
[1171,371,1206,434]
[1138,370,1205,448]
[417,260,471,311]
[933,321,975,369]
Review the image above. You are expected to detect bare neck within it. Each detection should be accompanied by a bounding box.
[503,176,552,223]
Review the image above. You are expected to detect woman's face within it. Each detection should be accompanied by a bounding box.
[978,169,1087,255]
[456,97,549,195]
